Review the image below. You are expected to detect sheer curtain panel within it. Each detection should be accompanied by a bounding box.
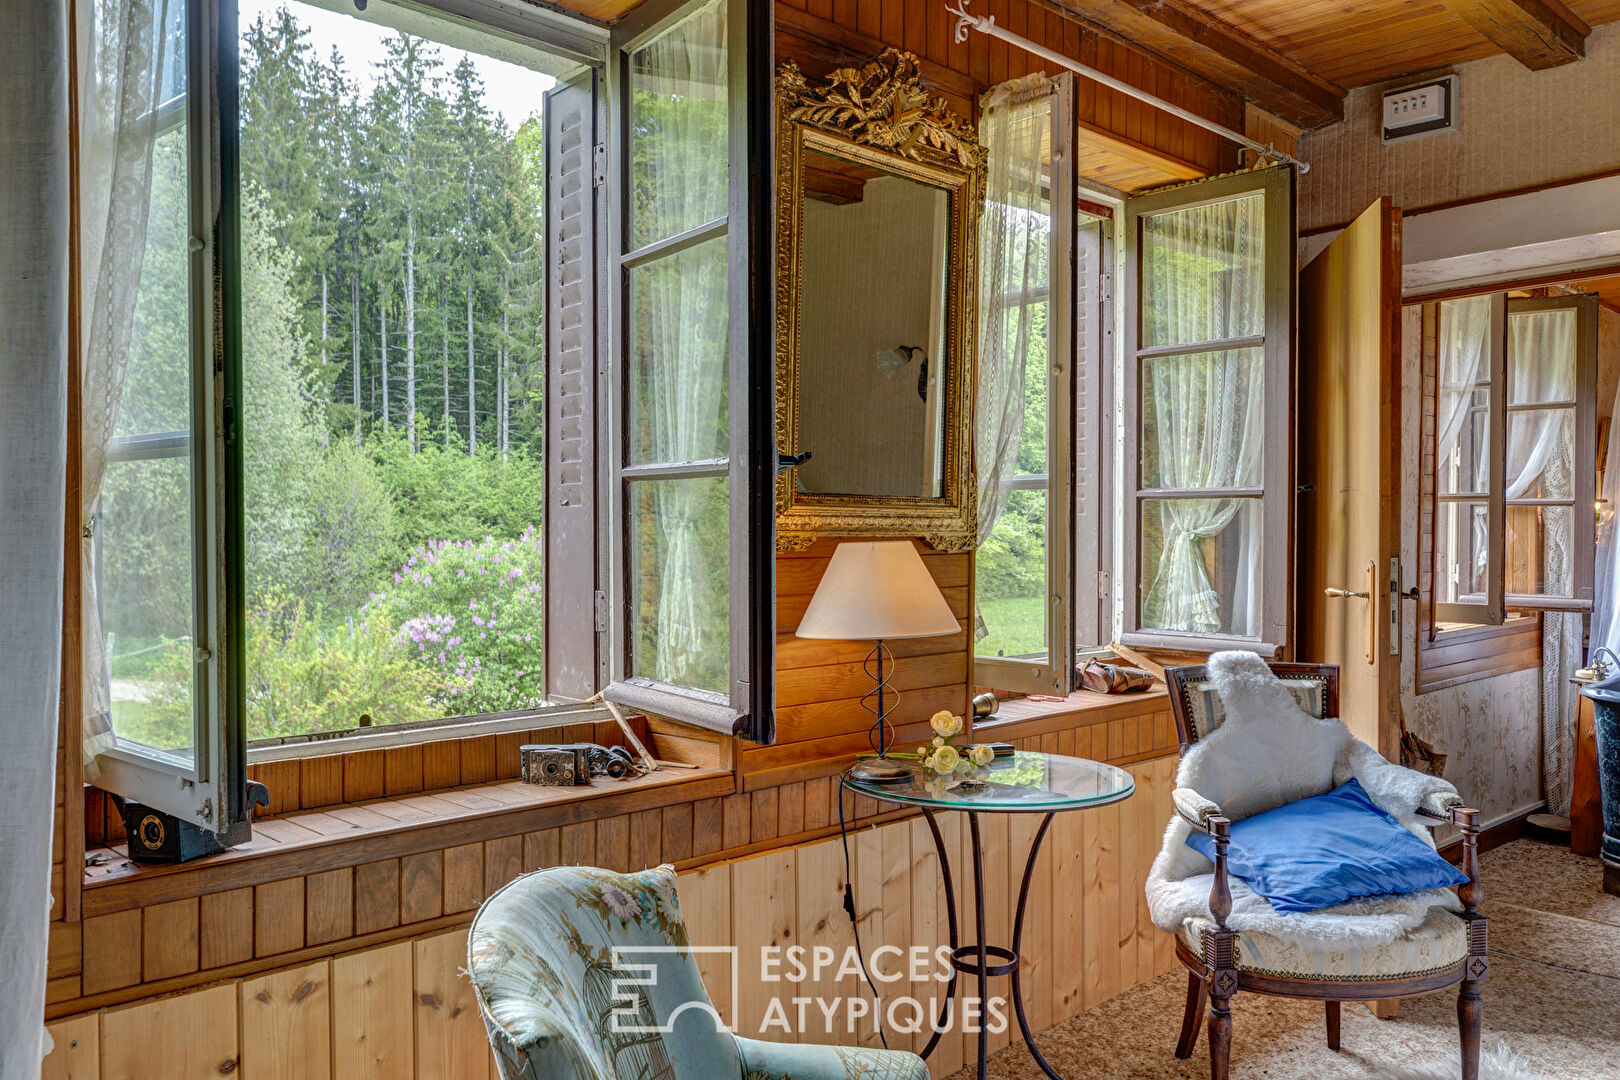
[76,0,176,771]
[0,0,70,1070]
[975,73,1054,546]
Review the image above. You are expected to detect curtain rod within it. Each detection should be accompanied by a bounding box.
[944,0,1310,174]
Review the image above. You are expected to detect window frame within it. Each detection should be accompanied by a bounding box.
[1117,166,1296,657]
[600,0,775,741]
[973,73,1078,698]
[86,0,778,834]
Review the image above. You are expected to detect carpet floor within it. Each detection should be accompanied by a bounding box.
[948,838,1620,1080]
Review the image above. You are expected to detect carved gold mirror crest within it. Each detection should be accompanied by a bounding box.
[775,49,986,552]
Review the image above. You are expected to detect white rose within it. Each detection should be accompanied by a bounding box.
[928,744,961,773]
[929,710,964,738]
[968,743,994,768]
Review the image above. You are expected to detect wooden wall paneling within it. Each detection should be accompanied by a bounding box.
[414,929,492,1080]
[596,813,630,872]
[852,825,885,1047]
[559,820,595,866]
[483,834,523,895]
[355,859,402,935]
[140,897,198,981]
[677,863,734,1030]
[41,1013,99,1080]
[1048,797,1085,1019]
[628,808,662,870]
[331,941,414,1080]
[1079,803,1124,1020]
[1008,811,1052,1036]
[731,849,799,1043]
[306,868,354,945]
[81,910,140,996]
[880,820,915,1053]
[422,740,462,791]
[200,887,254,970]
[343,750,386,803]
[794,836,855,1045]
[442,843,485,913]
[300,756,344,812]
[100,983,237,1080]
[239,960,332,1080]
[460,736,496,785]
[905,817,947,1077]
[976,812,1011,1055]
[523,827,561,871]
[405,848,450,926]
[254,878,306,958]
[385,745,425,796]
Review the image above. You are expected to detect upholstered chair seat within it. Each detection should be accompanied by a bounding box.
[468,863,929,1080]
[1177,904,1468,982]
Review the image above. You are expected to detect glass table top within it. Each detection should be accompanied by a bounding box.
[841,751,1135,812]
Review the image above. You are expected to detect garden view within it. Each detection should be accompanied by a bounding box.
[103,2,553,749]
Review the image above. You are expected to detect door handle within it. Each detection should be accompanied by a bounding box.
[1323,561,1378,664]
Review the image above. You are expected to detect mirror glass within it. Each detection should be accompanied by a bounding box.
[794,147,951,499]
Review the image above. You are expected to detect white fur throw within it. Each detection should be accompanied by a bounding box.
[1144,651,1463,949]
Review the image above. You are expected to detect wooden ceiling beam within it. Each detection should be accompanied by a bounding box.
[1435,0,1590,70]
[1045,0,1345,129]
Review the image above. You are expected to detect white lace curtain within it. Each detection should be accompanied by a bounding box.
[1593,377,1620,658]
[975,74,1054,548]
[631,3,730,691]
[1506,309,1580,815]
[78,0,177,769]
[1139,196,1266,636]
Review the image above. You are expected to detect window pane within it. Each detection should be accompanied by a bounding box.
[1438,387,1489,496]
[100,456,197,759]
[1434,500,1490,604]
[237,1,553,739]
[98,18,198,760]
[1506,504,1573,597]
[975,487,1048,658]
[1140,348,1263,490]
[1141,193,1264,347]
[628,0,729,249]
[1139,497,1260,637]
[1508,308,1576,403]
[630,477,730,692]
[1505,407,1574,499]
[628,235,730,465]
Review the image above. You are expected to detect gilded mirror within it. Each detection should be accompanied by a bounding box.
[775,50,986,551]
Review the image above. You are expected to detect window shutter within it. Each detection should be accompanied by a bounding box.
[543,69,606,702]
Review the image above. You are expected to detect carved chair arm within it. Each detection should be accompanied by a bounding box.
[1172,787,1223,830]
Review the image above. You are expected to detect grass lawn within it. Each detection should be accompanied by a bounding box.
[975,595,1045,659]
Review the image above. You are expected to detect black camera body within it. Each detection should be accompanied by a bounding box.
[520,742,639,786]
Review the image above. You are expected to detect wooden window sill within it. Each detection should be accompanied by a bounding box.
[80,766,733,918]
[975,684,1170,741]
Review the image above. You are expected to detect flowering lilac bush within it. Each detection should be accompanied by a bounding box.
[364,528,546,715]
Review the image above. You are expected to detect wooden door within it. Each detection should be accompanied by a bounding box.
[1297,198,1402,756]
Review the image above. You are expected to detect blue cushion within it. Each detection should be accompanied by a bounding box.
[1184,778,1468,914]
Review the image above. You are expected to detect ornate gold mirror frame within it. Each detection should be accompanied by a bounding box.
[775,49,986,552]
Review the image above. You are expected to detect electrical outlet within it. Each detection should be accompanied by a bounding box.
[1381,76,1458,143]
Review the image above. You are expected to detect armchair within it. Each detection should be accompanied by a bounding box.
[467,863,929,1080]
[1160,658,1488,1080]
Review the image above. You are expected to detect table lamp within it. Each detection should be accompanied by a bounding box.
[796,541,960,782]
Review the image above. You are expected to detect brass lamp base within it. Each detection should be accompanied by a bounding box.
[850,757,912,783]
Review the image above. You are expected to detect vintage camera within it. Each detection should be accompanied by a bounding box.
[522,744,590,786]
[520,742,641,786]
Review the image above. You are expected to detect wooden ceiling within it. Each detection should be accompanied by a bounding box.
[1182,0,1620,88]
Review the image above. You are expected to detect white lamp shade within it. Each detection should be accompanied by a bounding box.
[795,541,960,641]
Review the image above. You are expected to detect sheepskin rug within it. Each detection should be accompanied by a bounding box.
[1371,1040,1553,1080]
[1144,650,1464,949]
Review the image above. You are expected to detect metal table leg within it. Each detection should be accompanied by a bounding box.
[919,809,1062,1080]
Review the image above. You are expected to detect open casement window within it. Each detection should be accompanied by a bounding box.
[973,74,1079,696]
[1120,166,1295,656]
[1427,292,1598,627]
[87,0,245,833]
[598,0,775,741]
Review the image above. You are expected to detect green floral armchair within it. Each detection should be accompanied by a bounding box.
[467,863,928,1080]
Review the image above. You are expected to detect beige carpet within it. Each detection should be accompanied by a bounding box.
[948,839,1620,1079]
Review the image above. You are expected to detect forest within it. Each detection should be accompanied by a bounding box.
[106,6,551,747]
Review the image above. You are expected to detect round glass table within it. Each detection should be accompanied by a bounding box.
[843,751,1135,1080]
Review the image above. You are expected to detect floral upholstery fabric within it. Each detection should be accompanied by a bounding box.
[468,864,927,1080]
[1177,904,1467,980]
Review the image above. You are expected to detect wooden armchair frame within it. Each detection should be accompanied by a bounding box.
[1164,662,1488,1080]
